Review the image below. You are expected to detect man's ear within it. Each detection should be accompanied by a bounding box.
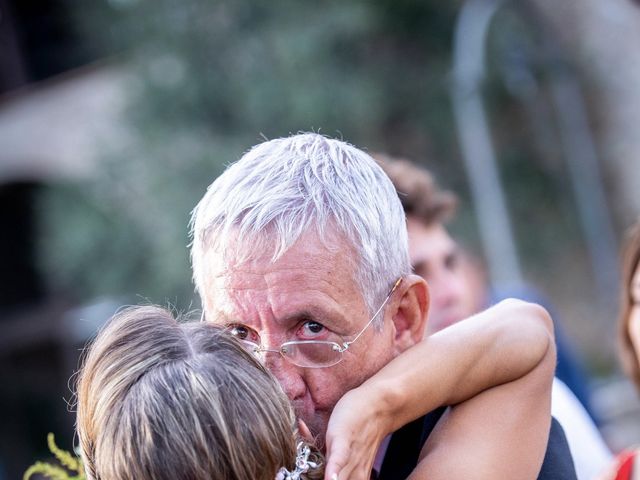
[390,274,429,354]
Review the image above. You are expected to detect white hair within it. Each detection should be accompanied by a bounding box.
[190,133,410,316]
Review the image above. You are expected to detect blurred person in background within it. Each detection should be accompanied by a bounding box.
[600,219,640,479]
[376,153,612,480]
[190,133,577,480]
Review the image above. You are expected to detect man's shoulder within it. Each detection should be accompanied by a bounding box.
[538,417,578,480]
[379,410,577,480]
[378,408,446,479]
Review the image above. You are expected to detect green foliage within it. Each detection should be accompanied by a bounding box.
[41,0,464,309]
[38,0,587,311]
[24,434,85,480]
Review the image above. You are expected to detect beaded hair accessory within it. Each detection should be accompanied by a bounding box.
[275,442,319,480]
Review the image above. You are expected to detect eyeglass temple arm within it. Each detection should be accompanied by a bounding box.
[342,277,402,350]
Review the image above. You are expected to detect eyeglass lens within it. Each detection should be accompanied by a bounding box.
[281,341,343,368]
[241,340,342,368]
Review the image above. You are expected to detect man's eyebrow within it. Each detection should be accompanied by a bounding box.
[203,310,238,326]
[278,308,336,328]
[279,310,322,324]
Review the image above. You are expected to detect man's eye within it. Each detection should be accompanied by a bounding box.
[301,321,325,336]
[229,325,257,341]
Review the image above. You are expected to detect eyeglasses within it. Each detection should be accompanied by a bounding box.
[230,278,402,368]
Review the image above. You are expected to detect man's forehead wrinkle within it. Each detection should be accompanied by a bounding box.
[207,309,236,326]
[208,259,345,297]
[204,230,367,329]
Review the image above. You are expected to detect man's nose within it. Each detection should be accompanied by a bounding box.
[264,353,307,400]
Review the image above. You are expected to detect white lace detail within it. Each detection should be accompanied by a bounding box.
[275,442,319,480]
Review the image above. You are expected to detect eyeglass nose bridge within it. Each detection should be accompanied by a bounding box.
[257,345,285,355]
[255,344,311,368]
[245,344,294,370]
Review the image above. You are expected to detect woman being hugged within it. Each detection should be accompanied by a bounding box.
[76,305,322,480]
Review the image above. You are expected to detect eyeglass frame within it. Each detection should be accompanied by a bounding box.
[200,277,403,368]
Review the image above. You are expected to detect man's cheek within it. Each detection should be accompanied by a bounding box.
[303,374,342,413]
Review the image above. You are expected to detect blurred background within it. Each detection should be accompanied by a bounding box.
[2,0,640,477]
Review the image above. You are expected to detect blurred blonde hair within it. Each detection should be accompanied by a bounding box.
[619,221,640,391]
[76,305,322,480]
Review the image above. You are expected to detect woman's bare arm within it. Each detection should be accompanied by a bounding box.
[324,299,555,480]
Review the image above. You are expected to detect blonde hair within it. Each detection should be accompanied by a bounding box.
[76,305,322,480]
[619,221,640,392]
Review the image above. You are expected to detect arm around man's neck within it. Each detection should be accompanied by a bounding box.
[324,299,557,480]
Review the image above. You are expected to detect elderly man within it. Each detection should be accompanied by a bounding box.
[190,133,576,479]
[376,153,611,480]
